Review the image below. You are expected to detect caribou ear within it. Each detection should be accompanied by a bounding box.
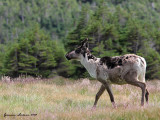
[85,41,89,48]
[81,38,89,48]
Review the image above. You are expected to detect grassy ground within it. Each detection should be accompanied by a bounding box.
[0,76,160,120]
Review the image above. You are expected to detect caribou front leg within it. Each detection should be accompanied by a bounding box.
[103,83,116,108]
[92,84,105,109]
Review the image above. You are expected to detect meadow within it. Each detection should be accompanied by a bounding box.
[0,76,160,120]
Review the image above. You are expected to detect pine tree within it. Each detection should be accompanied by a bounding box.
[3,24,66,77]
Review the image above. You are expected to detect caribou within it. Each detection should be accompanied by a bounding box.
[65,38,149,108]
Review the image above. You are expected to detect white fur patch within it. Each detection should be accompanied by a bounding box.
[80,54,100,79]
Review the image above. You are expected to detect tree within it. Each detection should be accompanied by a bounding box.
[3,24,68,77]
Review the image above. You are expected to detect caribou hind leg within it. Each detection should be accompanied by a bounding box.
[124,71,146,106]
[145,89,149,104]
[128,80,146,106]
[138,73,149,104]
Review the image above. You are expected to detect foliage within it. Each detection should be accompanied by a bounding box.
[3,24,68,77]
[0,0,80,43]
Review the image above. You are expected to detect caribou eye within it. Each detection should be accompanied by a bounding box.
[75,48,81,54]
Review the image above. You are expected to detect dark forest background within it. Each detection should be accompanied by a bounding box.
[0,0,160,80]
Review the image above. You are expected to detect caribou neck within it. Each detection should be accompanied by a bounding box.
[80,53,100,79]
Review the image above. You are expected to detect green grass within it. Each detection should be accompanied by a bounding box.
[0,77,160,120]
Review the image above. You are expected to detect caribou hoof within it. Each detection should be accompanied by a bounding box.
[91,105,96,111]
[112,102,117,108]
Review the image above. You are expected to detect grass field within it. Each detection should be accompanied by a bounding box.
[0,76,160,120]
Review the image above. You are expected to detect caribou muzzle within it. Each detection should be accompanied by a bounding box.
[65,53,71,60]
